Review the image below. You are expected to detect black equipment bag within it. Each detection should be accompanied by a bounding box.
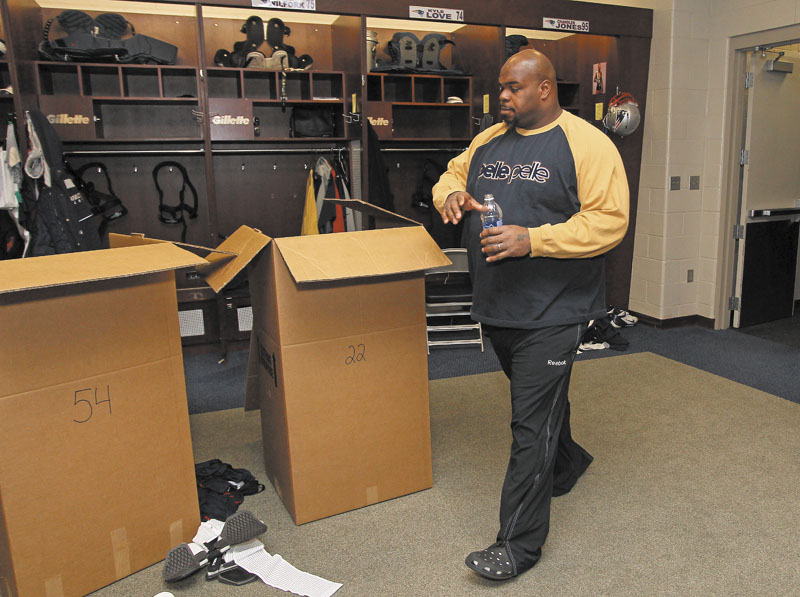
[38,10,125,63]
[70,162,128,235]
[290,106,335,138]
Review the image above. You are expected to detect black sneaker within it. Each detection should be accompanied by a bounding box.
[608,307,638,328]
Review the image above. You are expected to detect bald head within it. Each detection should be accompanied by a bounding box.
[504,49,557,86]
[498,49,561,129]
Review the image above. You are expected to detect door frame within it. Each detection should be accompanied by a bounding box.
[717,24,800,329]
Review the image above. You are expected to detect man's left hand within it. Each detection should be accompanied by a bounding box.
[480,225,531,262]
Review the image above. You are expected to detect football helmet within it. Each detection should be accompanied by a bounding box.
[603,92,641,137]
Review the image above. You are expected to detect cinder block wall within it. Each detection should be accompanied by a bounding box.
[588,0,800,325]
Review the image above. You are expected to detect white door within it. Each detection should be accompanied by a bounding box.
[732,49,800,327]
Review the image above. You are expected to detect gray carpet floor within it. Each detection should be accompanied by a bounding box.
[91,352,800,596]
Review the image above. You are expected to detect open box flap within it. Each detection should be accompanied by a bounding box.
[198,226,272,293]
[108,233,238,256]
[0,244,206,294]
[324,198,421,227]
[109,228,271,294]
[274,226,451,283]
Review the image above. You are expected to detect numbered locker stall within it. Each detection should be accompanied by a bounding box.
[0,243,206,597]
[201,200,450,524]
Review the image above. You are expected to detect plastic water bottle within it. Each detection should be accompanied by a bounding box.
[481,194,504,229]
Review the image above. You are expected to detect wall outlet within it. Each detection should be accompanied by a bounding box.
[690,175,700,190]
[687,269,694,283]
[670,176,681,190]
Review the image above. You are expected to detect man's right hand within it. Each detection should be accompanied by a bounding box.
[442,191,484,224]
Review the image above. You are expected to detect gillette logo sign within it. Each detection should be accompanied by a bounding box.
[47,114,90,125]
[479,160,550,184]
[211,115,251,125]
[367,116,390,126]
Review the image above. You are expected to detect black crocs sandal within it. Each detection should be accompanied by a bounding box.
[465,544,516,580]
[163,510,268,583]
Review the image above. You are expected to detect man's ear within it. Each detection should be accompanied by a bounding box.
[540,79,553,100]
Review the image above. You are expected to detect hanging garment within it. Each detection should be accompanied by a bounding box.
[314,156,331,218]
[366,122,395,220]
[25,110,102,256]
[330,167,345,233]
[321,149,355,232]
[6,122,22,187]
[300,168,319,235]
[317,167,339,232]
[330,148,356,231]
[6,121,34,256]
[335,148,350,188]
[314,157,335,233]
[0,137,26,258]
[341,167,357,232]
[0,149,15,210]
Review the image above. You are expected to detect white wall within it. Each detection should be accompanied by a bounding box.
[573,0,800,323]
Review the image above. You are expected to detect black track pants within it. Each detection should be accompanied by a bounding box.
[485,323,593,575]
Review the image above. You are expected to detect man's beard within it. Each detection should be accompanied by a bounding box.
[500,108,518,128]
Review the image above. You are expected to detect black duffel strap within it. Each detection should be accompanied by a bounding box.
[153,161,198,242]
[75,161,116,200]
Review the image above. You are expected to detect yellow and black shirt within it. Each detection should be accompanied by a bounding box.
[432,109,629,329]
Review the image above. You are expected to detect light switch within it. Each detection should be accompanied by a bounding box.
[670,176,681,191]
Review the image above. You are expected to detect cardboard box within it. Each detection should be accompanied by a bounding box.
[0,244,206,597]
[205,201,450,524]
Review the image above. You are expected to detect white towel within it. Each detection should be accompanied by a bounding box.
[227,539,342,597]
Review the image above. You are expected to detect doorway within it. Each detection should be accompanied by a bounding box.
[730,46,800,328]
[720,27,800,330]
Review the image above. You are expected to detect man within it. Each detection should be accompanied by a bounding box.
[432,49,629,580]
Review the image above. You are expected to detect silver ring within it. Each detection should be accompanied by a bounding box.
[497,242,502,251]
